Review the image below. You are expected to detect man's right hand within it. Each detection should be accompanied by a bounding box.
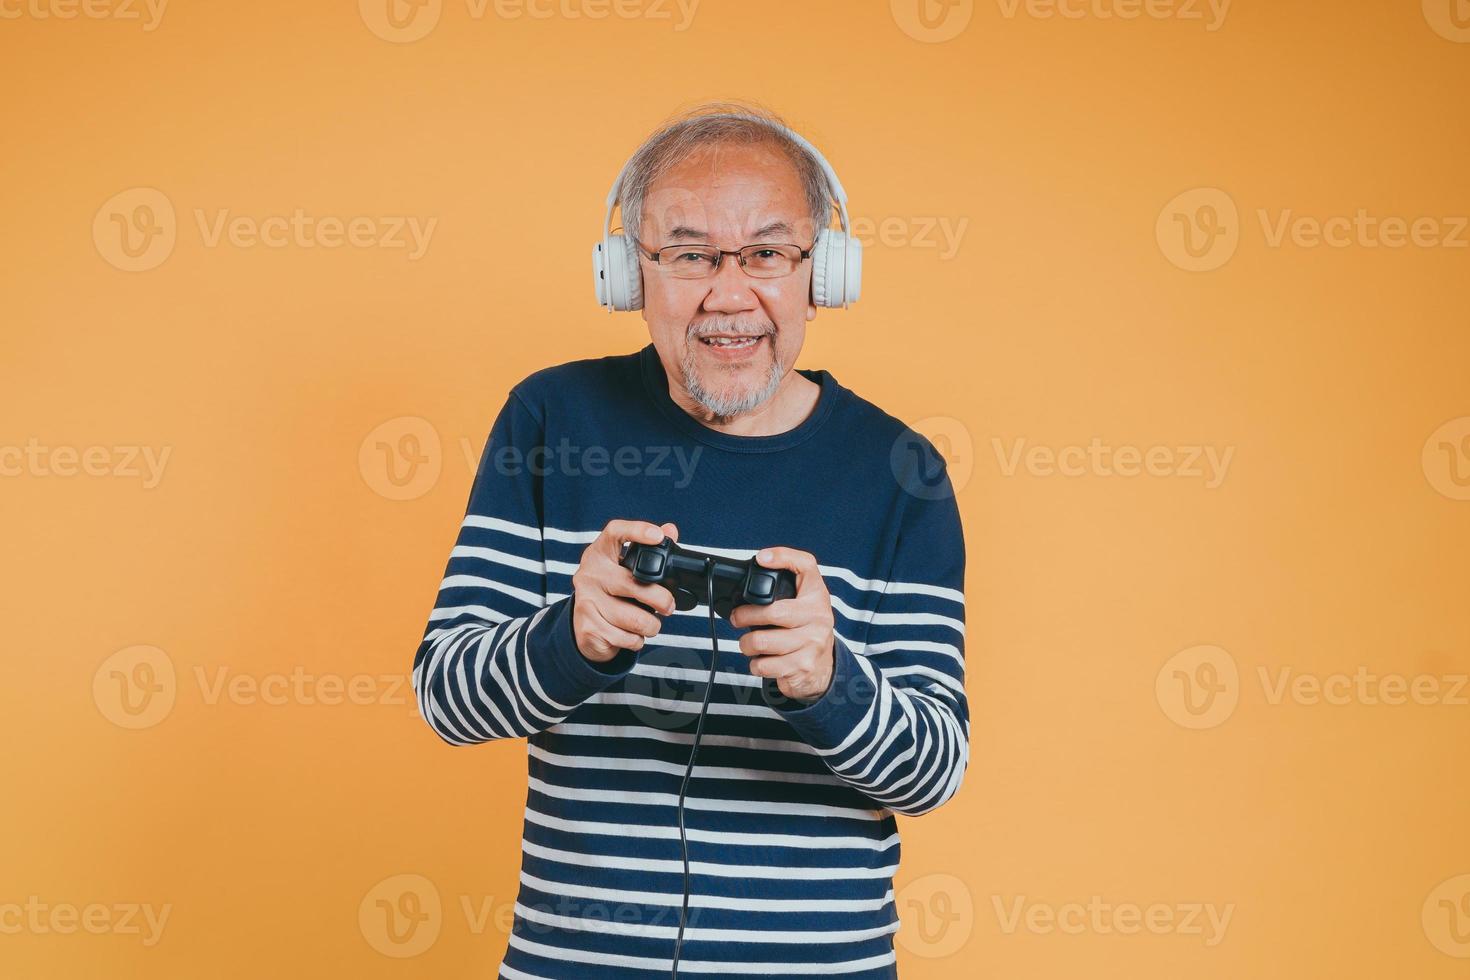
[570,519,680,662]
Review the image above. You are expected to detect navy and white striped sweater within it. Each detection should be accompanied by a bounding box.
[411,344,969,979]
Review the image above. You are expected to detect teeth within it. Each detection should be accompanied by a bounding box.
[702,336,760,347]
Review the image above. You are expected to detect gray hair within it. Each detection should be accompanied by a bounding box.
[617,101,834,249]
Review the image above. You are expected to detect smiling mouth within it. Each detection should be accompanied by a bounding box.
[698,334,764,350]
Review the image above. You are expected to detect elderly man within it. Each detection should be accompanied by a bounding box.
[412,103,968,980]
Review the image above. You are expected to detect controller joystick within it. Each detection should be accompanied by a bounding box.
[618,537,806,709]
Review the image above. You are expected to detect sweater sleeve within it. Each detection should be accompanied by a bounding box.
[775,449,970,816]
[411,390,636,746]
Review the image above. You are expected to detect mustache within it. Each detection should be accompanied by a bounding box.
[687,321,776,339]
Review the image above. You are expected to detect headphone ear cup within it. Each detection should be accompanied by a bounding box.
[810,229,862,308]
[592,234,643,311]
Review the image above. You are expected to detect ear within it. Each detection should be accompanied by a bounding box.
[806,302,817,322]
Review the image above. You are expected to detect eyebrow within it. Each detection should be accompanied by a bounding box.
[664,220,795,243]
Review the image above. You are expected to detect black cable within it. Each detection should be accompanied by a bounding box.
[671,560,719,980]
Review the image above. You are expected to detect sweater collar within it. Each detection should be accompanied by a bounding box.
[638,343,842,454]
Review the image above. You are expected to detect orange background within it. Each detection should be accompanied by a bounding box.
[3,1,1469,977]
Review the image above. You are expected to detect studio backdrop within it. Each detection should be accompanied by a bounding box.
[3,2,1468,979]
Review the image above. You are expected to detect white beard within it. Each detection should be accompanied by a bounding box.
[680,337,784,422]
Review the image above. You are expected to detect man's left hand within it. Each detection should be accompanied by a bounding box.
[730,547,835,703]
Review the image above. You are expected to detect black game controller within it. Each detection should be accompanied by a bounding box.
[618,536,805,709]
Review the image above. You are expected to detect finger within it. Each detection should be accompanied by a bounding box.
[605,578,677,617]
[738,628,805,659]
[585,605,648,653]
[659,522,679,543]
[754,547,824,594]
[730,600,801,630]
[575,601,644,654]
[593,594,663,640]
[745,649,801,680]
[597,558,675,613]
[599,519,667,555]
[581,634,616,660]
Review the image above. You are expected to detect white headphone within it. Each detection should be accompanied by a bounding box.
[591,114,863,313]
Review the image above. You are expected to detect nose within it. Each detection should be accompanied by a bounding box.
[700,252,760,315]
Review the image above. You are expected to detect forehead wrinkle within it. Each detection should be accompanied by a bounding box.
[645,144,808,246]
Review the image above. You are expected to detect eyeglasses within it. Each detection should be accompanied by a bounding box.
[636,240,813,280]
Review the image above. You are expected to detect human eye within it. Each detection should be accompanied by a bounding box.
[670,249,715,267]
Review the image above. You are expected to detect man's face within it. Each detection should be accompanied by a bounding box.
[637,141,818,420]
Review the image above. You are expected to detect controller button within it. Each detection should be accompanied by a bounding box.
[747,573,774,600]
[635,552,665,577]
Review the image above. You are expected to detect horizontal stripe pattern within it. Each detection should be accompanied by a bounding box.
[411,368,968,979]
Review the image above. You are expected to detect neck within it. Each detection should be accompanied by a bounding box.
[668,369,820,437]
